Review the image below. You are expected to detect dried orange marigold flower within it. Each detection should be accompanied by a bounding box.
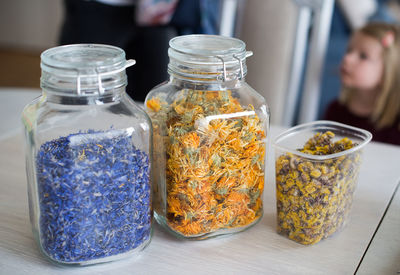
[147,90,267,238]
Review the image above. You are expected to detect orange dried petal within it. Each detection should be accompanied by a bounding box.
[146,97,161,112]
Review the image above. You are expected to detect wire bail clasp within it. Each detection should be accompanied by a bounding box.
[215,55,227,82]
[233,54,243,80]
[76,73,82,95]
[96,67,105,95]
[215,51,252,82]
[75,59,136,95]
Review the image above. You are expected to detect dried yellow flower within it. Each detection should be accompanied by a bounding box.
[276,131,361,245]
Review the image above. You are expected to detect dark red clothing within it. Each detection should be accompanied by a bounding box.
[324,100,400,146]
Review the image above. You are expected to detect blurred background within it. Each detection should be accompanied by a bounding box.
[0,0,399,126]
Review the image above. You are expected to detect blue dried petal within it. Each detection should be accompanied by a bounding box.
[36,129,151,263]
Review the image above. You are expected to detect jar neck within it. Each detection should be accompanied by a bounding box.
[169,75,245,91]
[167,58,248,84]
[43,86,125,105]
[41,69,127,92]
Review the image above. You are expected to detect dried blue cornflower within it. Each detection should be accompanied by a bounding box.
[36,129,151,263]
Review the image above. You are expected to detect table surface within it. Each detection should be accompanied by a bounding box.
[0,89,399,275]
[0,88,41,140]
[356,182,400,275]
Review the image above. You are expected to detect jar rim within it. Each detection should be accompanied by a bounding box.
[41,44,126,73]
[273,120,372,160]
[169,35,246,57]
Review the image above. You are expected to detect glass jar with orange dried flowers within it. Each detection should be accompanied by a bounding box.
[145,35,270,239]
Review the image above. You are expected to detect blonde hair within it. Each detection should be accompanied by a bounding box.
[339,22,400,129]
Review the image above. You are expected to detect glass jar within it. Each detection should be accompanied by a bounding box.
[22,44,152,265]
[145,35,270,239]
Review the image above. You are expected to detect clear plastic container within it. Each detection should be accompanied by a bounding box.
[273,120,372,245]
[22,44,152,265]
[145,35,270,239]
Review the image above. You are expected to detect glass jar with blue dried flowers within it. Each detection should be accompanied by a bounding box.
[22,44,152,265]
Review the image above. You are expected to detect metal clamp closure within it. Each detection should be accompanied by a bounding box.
[75,59,136,95]
[214,55,227,82]
[233,54,244,80]
[214,53,252,82]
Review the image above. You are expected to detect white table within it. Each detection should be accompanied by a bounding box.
[0,89,399,274]
[0,88,41,141]
[356,182,400,274]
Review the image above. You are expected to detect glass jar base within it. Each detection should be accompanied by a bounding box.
[277,218,349,245]
[154,211,263,240]
[35,229,153,266]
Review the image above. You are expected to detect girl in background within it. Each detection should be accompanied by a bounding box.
[324,22,400,145]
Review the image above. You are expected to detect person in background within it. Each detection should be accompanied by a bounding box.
[318,0,397,120]
[59,0,221,102]
[324,22,400,145]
